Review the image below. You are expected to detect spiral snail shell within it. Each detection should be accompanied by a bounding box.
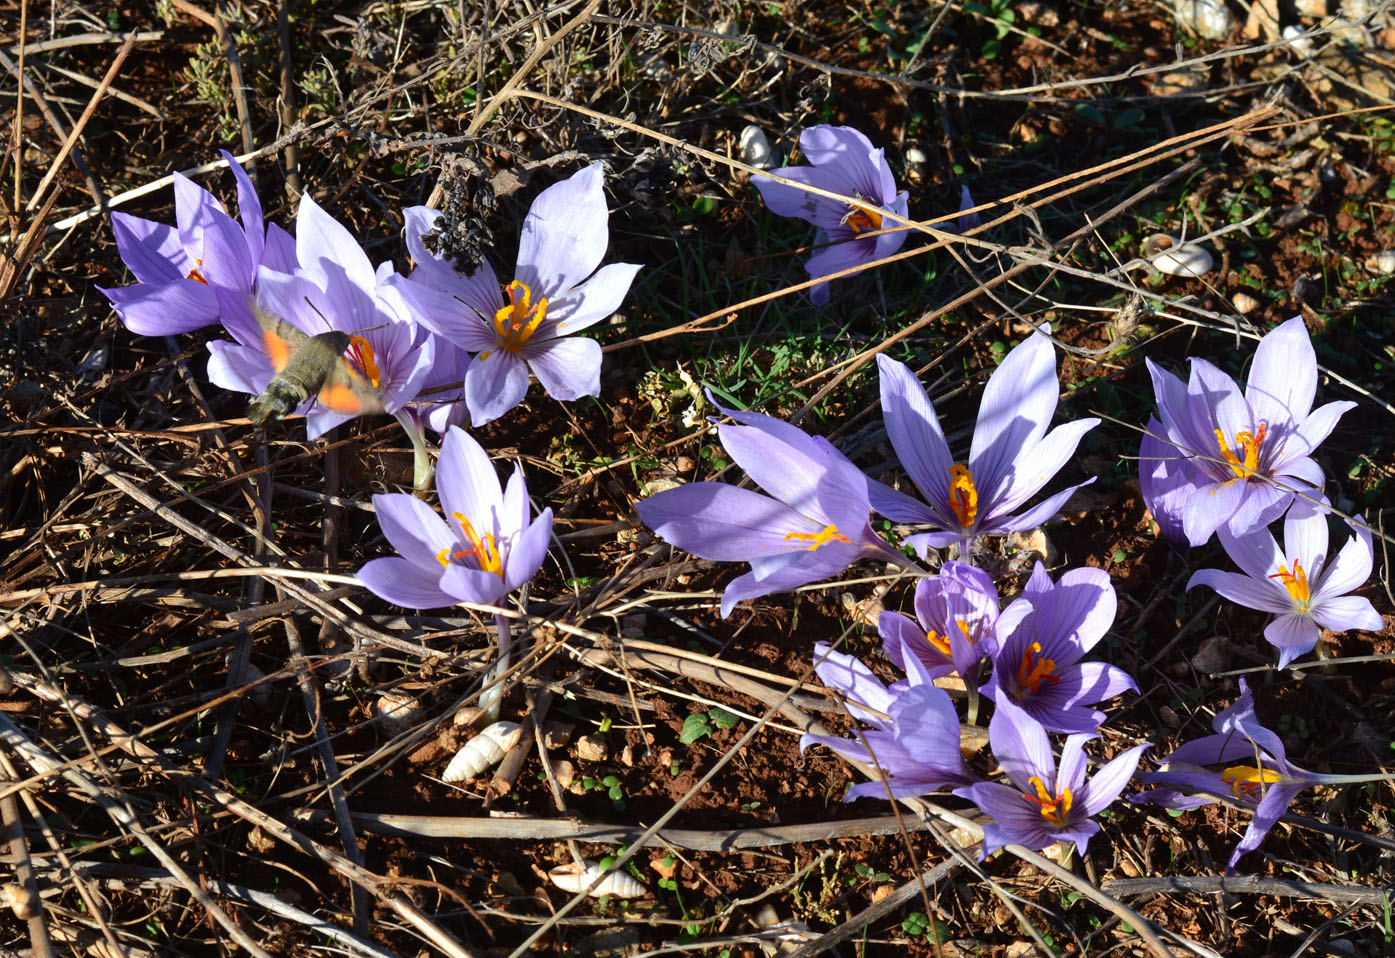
[548,860,647,899]
[441,721,523,783]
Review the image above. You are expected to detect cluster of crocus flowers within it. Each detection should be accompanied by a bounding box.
[1187,510,1382,668]
[1139,317,1354,548]
[636,397,907,617]
[391,163,642,425]
[752,125,909,305]
[879,561,1001,683]
[869,329,1099,560]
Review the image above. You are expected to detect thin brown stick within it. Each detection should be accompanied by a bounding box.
[0,761,53,958]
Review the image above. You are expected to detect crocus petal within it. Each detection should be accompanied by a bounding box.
[811,642,895,724]
[866,477,943,525]
[465,349,531,426]
[988,697,1057,794]
[1138,420,1194,545]
[436,425,504,530]
[1311,521,1373,600]
[516,163,609,295]
[639,483,827,562]
[503,509,553,594]
[1081,744,1150,815]
[101,279,221,335]
[1187,568,1290,615]
[1311,596,1383,634]
[295,193,377,300]
[523,335,602,401]
[1246,317,1315,425]
[358,557,460,609]
[877,354,955,512]
[1225,479,1289,539]
[984,420,1099,520]
[879,610,950,674]
[110,212,187,285]
[206,340,272,395]
[551,261,642,334]
[440,563,508,607]
[372,493,457,567]
[956,782,1055,858]
[401,206,504,316]
[1181,478,1246,547]
[799,125,895,201]
[984,478,1095,536]
[1264,614,1320,668]
[1227,782,1306,874]
[969,327,1058,487]
[752,164,861,225]
[1285,400,1355,461]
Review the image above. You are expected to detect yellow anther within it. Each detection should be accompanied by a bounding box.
[783,523,851,551]
[1268,561,1310,605]
[187,259,208,285]
[948,464,978,527]
[926,620,973,658]
[492,280,548,354]
[1017,641,1060,693]
[1214,422,1267,480]
[842,205,883,234]
[448,512,504,579]
[1022,776,1073,826]
[1221,765,1283,801]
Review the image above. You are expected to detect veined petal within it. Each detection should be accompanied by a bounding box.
[984,419,1099,519]
[811,642,895,724]
[372,493,456,567]
[101,279,221,336]
[503,509,553,594]
[358,556,459,609]
[523,335,602,401]
[639,483,827,561]
[1283,400,1355,462]
[1217,523,1284,582]
[551,261,642,335]
[970,327,1059,488]
[989,697,1057,794]
[1310,596,1383,634]
[516,163,609,296]
[1138,421,1195,545]
[877,355,955,509]
[1264,614,1320,668]
[440,563,509,607]
[1181,478,1246,547]
[464,349,531,426]
[866,476,944,525]
[1246,317,1315,425]
[982,478,1095,536]
[401,206,504,316]
[1081,744,1150,815]
[1227,782,1306,874]
[437,426,505,530]
[110,213,188,286]
[1309,520,1371,600]
[295,193,376,299]
[1187,569,1291,615]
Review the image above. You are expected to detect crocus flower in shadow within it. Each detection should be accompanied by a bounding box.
[357,425,553,609]
[752,125,909,305]
[1130,678,1385,873]
[799,642,974,800]
[955,697,1147,859]
[100,150,295,342]
[868,330,1099,559]
[1189,511,1383,668]
[1139,317,1354,548]
[391,163,642,426]
[879,561,1001,682]
[636,400,906,618]
[979,563,1136,734]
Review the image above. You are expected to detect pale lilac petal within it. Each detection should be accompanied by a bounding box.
[220,150,264,266]
[1310,596,1383,633]
[877,354,955,512]
[1227,783,1305,874]
[956,782,1055,857]
[1081,744,1149,815]
[373,493,456,567]
[465,349,530,425]
[1182,478,1246,547]
[879,610,950,674]
[1217,524,1284,582]
[1264,614,1320,667]
[639,483,819,561]
[984,479,1095,535]
[888,684,971,783]
[1284,400,1355,460]
[402,206,504,316]
[551,262,642,334]
[102,279,221,335]
[440,563,508,606]
[721,553,850,617]
[1057,734,1091,793]
[206,340,272,395]
[752,164,860,226]
[970,328,1058,486]
[295,193,376,298]
[1071,662,1139,703]
[111,212,187,285]
[524,335,601,401]
[811,643,895,724]
[358,557,458,609]
[985,418,1099,519]
[989,698,1056,793]
[1187,568,1290,615]
[1311,521,1372,599]
[1246,317,1315,424]
[436,426,504,529]
[503,509,553,593]
[866,477,941,525]
[516,163,608,295]
[1226,479,1289,538]
[1138,421,1194,545]
[262,222,297,273]
[803,241,880,288]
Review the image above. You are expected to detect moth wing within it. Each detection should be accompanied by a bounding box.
[253,303,308,375]
[317,357,386,417]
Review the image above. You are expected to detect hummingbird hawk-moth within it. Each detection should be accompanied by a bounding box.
[246,305,386,425]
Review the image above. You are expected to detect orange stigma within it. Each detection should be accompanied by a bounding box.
[948,464,978,527]
[1214,422,1267,480]
[783,523,851,551]
[1016,641,1061,694]
[492,281,548,354]
[1022,776,1073,826]
[927,620,973,658]
[187,259,208,284]
[842,204,883,234]
[1221,765,1282,802]
[436,512,504,579]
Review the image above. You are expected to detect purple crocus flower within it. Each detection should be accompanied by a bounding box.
[1188,511,1383,669]
[636,400,905,618]
[752,125,909,305]
[391,164,642,426]
[357,425,553,609]
[980,563,1137,734]
[955,697,1147,859]
[868,332,1099,559]
[100,150,295,342]
[1139,317,1355,548]
[879,561,1001,681]
[205,193,436,440]
[799,642,973,800]
[1131,678,1371,873]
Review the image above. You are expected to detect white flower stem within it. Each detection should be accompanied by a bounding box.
[394,410,435,494]
[478,613,512,725]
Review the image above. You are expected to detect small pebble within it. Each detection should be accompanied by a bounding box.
[1365,250,1395,274]
[575,735,609,762]
[1232,291,1260,314]
[738,125,776,170]
[1173,0,1231,39]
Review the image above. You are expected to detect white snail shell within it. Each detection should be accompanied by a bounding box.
[548,861,647,899]
[441,721,522,782]
[1142,234,1213,277]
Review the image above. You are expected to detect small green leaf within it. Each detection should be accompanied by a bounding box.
[680,713,712,745]
[708,707,741,730]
